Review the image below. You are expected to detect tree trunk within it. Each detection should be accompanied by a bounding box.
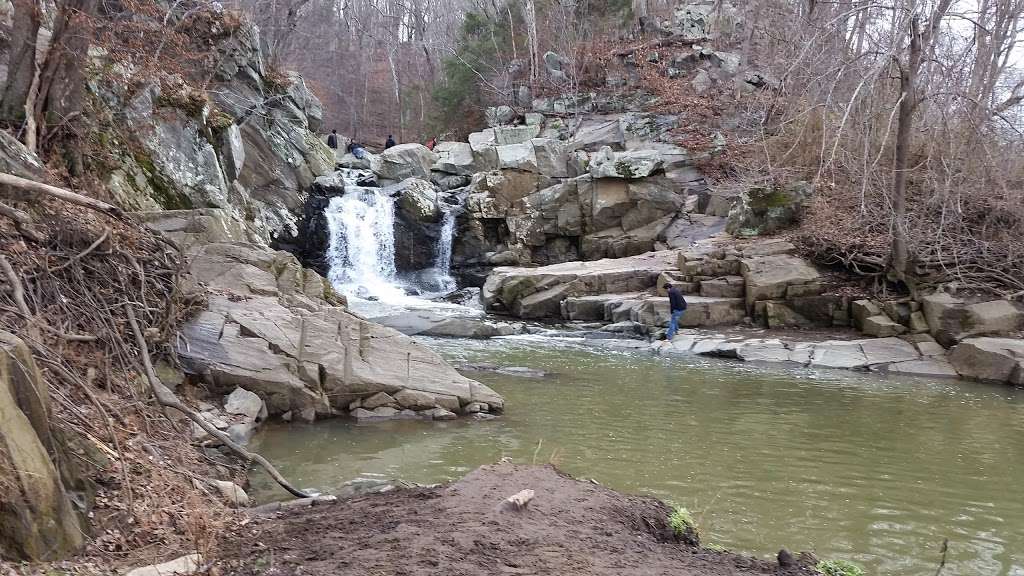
[891,17,921,286]
[0,0,42,128]
[33,0,98,177]
[524,0,540,84]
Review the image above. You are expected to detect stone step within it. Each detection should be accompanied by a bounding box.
[630,296,746,328]
[561,293,647,322]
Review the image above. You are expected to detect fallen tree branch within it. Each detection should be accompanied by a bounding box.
[0,200,44,242]
[30,228,110,278]
[0,172,124,219]
[124,305,310,499]
[0,253,32,317]
[611,34,711,57]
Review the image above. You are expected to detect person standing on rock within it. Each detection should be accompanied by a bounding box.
[385,134,396,149]
[327,129,339,149]
[665,283,688,340]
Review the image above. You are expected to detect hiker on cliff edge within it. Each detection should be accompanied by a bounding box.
[327,129,339,149]
[665,283,688,340]
[385,134,397,149]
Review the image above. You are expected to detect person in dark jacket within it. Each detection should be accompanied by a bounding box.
[348,141,368,160]
[385,134,397,149]
[326,129,339,149]
[665,283,688,340]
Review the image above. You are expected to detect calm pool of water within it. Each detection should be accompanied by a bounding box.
[249,336,1024,575]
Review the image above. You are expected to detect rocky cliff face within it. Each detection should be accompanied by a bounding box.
[90,15,332,245]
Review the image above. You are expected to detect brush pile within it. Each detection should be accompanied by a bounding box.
[0,176,242,568]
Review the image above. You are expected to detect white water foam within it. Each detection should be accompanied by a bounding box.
[325,181,408,303]
[433,209,457,293]
[324,170,467,314]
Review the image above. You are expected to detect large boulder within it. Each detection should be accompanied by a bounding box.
[949,337,1024,384]
[178,242,504,416]
[134,209,250,250]
[589,147,663,179]
[375,143,438,181]
[390,178,441,223]
[962,300,1024,337]
[543,51,569,82]
[532,138,569,178]
[469,125,542,149]
[632,296,745,328]
[485,105,516,127]
[496,143,539,172]
[432,141,479,175]
[0,332,86,560]
[921,292,968,346]
[920,293,1024,346]
[741,254,821,311]
[726,181,812,236]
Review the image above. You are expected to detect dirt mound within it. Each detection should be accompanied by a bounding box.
[217,463,815,575]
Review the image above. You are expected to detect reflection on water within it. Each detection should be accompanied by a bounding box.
[249,337,1024,575]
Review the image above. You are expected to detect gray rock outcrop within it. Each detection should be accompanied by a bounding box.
[0,332,86,560]
[482,251,678,317]
[94,19,333,244]
[176,237,503,418]
[726,181,812,236]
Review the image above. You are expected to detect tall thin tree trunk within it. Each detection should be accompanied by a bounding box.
[1,0,42,128]
[524,0,539,85]
[891,16,922,286]
[386,47,403,141]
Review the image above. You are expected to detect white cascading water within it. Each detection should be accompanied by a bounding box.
[325,169,460,306]
[433,209,457,293]
[324,171,407,302]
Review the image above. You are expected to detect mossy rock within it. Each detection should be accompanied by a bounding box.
[725,181,813,237]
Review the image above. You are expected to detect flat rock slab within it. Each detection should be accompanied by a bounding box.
[736,340,792,363]
[809,341,869,369]
[125,554,203,576]
[860,337,919,365]
[887,359,960,378]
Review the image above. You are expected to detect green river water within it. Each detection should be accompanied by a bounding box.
[248,335,1024,575]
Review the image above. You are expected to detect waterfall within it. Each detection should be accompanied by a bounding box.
[433,209,457,293]
[324,177,405,301]
[324,168,459,303]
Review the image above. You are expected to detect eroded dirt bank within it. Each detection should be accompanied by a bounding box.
[216,463,815,576]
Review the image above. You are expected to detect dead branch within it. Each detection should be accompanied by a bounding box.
[0,253,32,317]
[31,228,111,278]
[0,200,44,242]
[125,305,311,499]
[611,34,711,57]
[0,253,99,342]
[0,172,124,219]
